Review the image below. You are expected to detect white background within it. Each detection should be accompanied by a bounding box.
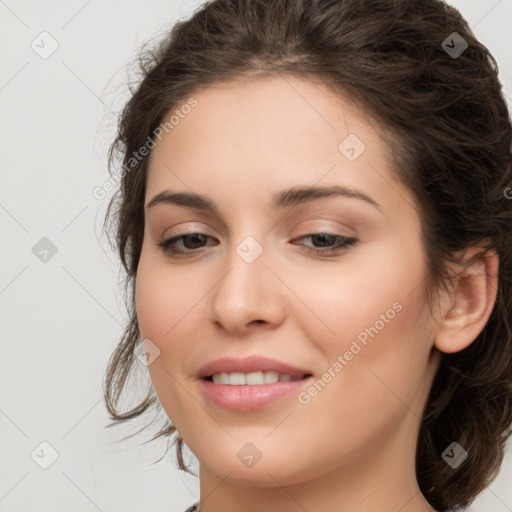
[1,1,511,511]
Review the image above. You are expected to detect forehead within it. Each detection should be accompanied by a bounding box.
[145,74,412,217]
[149,73,381,161]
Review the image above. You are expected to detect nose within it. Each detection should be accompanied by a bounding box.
[209,238,287,335]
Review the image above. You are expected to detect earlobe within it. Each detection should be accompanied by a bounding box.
[434,248,499,354]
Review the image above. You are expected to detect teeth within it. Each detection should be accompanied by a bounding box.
[211,371,303,385]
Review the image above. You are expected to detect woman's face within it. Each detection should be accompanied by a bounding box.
[136,75,442,488]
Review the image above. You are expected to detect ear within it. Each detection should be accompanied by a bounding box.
[434,246,499,354]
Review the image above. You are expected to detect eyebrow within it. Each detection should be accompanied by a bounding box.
[145,184,382,213]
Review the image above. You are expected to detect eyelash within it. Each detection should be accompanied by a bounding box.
[157,232,358,258]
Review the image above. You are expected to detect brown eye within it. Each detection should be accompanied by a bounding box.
[157,232,217,257]
[292,233,358,255]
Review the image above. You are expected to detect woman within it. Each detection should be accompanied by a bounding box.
[102,0,512,511]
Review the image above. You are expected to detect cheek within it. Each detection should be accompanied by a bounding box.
[293,240,432,406]
[134,248,220,417]
[134,253,209,426]
[287,238,427,349]
[135,251,207,343]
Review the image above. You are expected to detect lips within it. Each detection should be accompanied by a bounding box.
[196,355,313,380]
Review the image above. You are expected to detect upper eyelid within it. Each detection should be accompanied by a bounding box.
[147,196,380,235]
[162,225,355,240]
[158,216,358,235]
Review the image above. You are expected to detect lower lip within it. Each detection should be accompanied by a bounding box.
[199,376,314,411]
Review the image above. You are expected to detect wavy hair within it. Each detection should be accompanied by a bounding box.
[102,1,512,510]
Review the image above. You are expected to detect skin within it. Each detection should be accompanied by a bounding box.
[135,74,498,512]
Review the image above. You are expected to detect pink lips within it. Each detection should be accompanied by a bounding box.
[196,355,314,411]
[196,355,313,379]
[199,376,315,411]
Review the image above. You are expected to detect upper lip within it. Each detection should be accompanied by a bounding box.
[197,355,313,379]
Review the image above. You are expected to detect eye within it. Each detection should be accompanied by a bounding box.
[156,231,358,258]
[292,233,358,255]
[157,232,216,257]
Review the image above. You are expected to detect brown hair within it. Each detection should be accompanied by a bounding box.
[102,0,512,510]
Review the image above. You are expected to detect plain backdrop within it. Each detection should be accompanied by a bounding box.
[1,1,511,511]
